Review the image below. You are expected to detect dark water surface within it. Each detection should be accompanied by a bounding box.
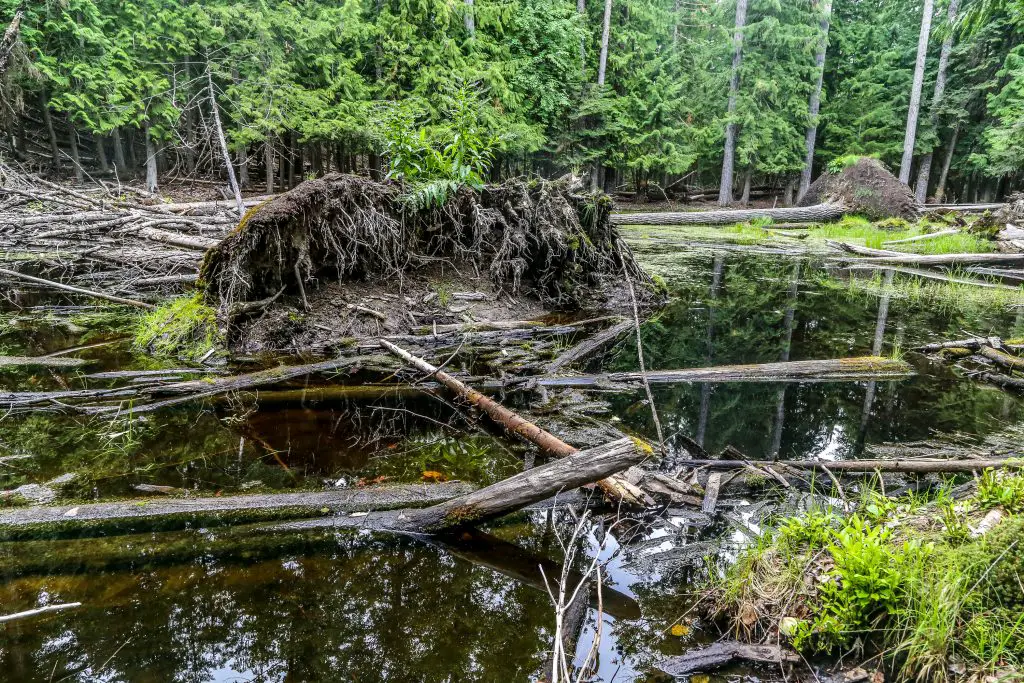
[1,246,1022,681]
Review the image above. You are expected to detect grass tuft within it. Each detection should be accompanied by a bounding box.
[134,293,221,362]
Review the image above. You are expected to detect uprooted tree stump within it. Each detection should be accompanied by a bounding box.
[799,157,918,221]
[199,173,659,349]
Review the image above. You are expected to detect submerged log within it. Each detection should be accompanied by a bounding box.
[611,202,845,226]
[380,339,652,506]
[397,437,646,532]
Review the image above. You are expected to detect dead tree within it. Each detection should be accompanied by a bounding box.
[719,0,748,206]
[899,0,935,185]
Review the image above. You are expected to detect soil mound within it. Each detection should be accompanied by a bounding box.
[200,174,657,351]
[799,157,917,220]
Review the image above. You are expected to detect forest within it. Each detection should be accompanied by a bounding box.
[4,1,1024,682]
[1,0,1023,203]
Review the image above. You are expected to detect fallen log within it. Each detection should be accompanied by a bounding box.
[666,457,1024,474]
[846,264,1021,290]
[913,337,1002,353]
[0,267,155,309]
[978,372,1024,393]
[0,482,475,540]
[544,319,632,373]
[0,355,90,368]
[379,339,651,506]
[829,241,1024,266]
[611,202,845,226]
[657,641,800,676]
[882,229,960,246]
[120,225,220,251]
[535,356,911,387]
[395,437,646,532]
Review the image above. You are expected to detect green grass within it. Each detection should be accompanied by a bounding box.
[710,473,1024,681]
[133,293,221,362]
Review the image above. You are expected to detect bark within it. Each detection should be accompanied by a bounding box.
[144,121,158,192]
[719,0,748,206]
[379,339,650,506]
[610,202,845,225]
[207,64,244,217]
[798,0,833,203]
[899,0,935,185]
[112,126,129,179]
[597,0,613,87]
[464,0,475,37]
[67,115,83,184]
[396,437,646,532]
[934,125,958,202]
[40,91,61,174]
[915,0,960,202]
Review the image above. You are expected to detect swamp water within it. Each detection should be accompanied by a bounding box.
[1,238,1023,682]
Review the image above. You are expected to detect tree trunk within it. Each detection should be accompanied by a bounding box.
[66,115,83,184]
[206,63,244,217]
[279,135,289,190]
[719,0,748,206]
[578,0,586,64]
[184,106,197,174]
[464,0,475,37]
[40,91,61,174]
[597,0,613,87]
[783,177,795,206]
[915,0,960,202]
[144,121,158,193]
[740,167,752,205]
[112,127,129,179]
[0,9,23,79]
[95,135,109,174]
[610,202,845,225]
[899,0,935,185]
[798,0,832,203]
[265,135,275,194]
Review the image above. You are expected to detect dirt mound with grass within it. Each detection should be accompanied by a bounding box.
[200,173,659,352]
[799,157,917,221]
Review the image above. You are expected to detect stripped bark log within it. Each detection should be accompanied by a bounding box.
[395,437,647,532]
[0,602,82,624]
[611,202,845,226]
[379,339,652,506]
[829,241,1024,266]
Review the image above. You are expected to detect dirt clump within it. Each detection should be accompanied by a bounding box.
[200,173,659,352]
[799,157,917,221]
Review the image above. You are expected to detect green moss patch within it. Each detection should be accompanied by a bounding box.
[134,293,221,362]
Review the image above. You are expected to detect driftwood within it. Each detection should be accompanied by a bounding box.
[0,267,155,309]
[657,641,799,676]
[0,602,82,624]
[611,202,845,226]
[395,437,647,532]
[380,339,652,506]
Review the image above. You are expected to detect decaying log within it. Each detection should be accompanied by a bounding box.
[380,339,652,506]
[978,345,1024,371]
[397,437,646,532]
[882,229,960,246]
[978,372,1024,393]
[829,240,1024,266]
[701,472,722,514]
[0,267,155,309]
[657,641,799,676]
[611,202,845,226]
[913,337,1003,353]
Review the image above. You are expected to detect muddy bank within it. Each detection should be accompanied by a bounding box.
[199,174,661,352]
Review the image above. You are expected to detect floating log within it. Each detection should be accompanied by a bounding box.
[611,202,845,226]
[829,241,1024,266]
[379,339,652,506]
[978,345,1024,372]
[657,642,799,676]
